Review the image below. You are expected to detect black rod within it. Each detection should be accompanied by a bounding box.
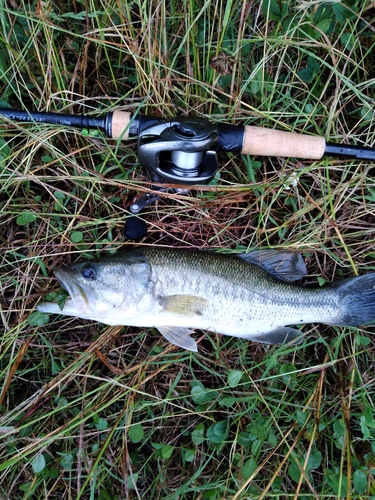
[2,107,375,161]
[324,142,375,161]
[0,108,113,136]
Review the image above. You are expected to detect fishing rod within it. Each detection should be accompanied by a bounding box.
[1,107,374,238]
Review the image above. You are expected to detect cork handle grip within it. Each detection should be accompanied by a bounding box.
[111,110,132,139]
[242,125,326,159]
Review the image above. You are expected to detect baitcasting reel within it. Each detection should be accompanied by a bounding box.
[2,106,375,239]
[137,116,219,184]
[126,116,220,239]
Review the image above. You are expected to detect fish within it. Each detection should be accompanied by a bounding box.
[36,247,375,351]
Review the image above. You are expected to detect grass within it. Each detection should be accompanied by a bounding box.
[1,0,375,498]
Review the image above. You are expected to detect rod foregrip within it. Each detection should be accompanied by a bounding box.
[242,125,326,159]
[110,110,132,139]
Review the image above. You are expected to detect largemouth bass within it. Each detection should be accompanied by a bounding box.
[37,247,375,351]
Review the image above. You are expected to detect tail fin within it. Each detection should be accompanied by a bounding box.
[332,273,375,326]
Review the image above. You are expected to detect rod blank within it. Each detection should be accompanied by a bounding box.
[0,108,112,132]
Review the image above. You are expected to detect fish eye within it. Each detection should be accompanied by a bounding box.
[81,263,97,280]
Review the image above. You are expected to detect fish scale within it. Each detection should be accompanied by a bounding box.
[142,248,338,330]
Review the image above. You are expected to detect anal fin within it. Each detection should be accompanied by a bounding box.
[248,327,304,345]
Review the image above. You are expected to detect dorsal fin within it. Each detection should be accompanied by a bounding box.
[238,249,307,282]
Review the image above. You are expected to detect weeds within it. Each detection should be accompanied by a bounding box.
[1,0,375,498]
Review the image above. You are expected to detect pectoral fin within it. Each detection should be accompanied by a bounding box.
[161,294,207,317]
[248,327,304,345]
[238,249,307,282]
[157,326,198,351]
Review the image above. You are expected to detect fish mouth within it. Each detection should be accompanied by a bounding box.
[54,267,94,313]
